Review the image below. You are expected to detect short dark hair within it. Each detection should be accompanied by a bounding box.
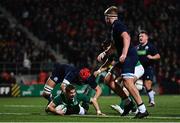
[65,84,75,92]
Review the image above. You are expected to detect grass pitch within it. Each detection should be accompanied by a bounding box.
[0,95,180,122]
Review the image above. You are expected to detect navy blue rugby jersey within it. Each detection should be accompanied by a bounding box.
[136,42,159,68]
[111,20,134,56]
[50,63,97,89]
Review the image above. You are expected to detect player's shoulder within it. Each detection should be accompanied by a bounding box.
[113,19,128,33]
[113,19,125,27]
[147,41,154,46]
[147,42,156,48]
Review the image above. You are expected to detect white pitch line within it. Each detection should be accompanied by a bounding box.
[0,112,180,120]
[3,105,44,108]
[71,114,180,119]
[0,112,31,115]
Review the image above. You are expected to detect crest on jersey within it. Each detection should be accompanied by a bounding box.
[145,46,149,50]
[53,77,58,82]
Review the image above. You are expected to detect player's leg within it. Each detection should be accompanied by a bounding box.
[104,72,136,116]
[143,67,155,106]
[145,80,155,106]
[121,54,148,118]
[111,63,144,114]
[122,87,137,112]
[104,72,128,98]
[111,94,137,115]
[42,63,62,102]
[42,78,56,102]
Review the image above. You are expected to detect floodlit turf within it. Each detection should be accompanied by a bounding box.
[0,95,180,122]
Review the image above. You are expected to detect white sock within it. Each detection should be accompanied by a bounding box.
[138,103,146,113]
[148,90,155,104]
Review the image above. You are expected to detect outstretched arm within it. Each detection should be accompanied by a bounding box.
[93,85,102,100]
[94,59,113,77]
[97,44,113,62]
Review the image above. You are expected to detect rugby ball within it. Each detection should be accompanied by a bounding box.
[55,104,67,113]
[135,79,143,91]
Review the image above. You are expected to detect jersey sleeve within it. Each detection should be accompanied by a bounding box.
[149,44,159,55]
[114,20,128,35]
[77,93,91,103]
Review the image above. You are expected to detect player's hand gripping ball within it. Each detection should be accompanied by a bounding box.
[55,104,67,114]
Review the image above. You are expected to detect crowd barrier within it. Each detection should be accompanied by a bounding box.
[0,83,111,97]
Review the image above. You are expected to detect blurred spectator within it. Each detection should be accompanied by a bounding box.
[38,70,48,84]
[0,71,10,84]
[9,72,16,84]
[0,15,56,75]
[0,0,179,93]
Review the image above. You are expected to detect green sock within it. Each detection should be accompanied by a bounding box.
[119,98,126,110]
[119,96,137,110]
[129,96,137,111]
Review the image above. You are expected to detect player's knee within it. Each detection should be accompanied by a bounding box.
[123,78,134,88]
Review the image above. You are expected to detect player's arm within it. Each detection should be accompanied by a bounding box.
[93,85,102,101]
[94,59,112,77]
[119,32,130,63]
[147,53,160,60]
[90,97,105,115]
[87,76,102,112]
[97,44,112,62]
[47,101,65,115]
[147,45,161,60]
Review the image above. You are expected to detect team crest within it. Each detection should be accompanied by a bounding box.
[54,77,58,82]
[145,46,149,50]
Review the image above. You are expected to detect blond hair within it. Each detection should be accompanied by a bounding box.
[104,6,118,16]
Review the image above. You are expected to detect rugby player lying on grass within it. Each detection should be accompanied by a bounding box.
[42,63,103,115]
[46,84,105,116]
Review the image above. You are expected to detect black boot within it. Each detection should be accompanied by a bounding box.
[134,110,149,119]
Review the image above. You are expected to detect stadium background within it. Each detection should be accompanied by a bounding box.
[0,0,179,97]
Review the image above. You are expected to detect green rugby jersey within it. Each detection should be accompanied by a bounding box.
[53,92,91,107]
